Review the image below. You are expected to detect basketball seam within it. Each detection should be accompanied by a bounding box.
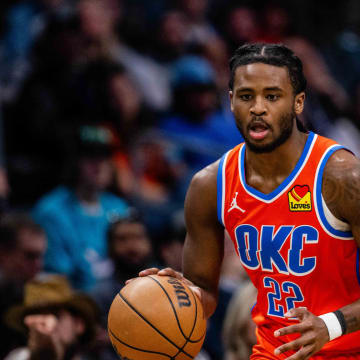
[187,286,207,342]
[118,292,194,359]
[171,285,198,359]
[109,327,173,359]
[149,276,206,343]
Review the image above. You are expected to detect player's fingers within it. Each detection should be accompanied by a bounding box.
[275,335,310,355]
[125,278,136,285]
[285,307,309,320]
[158,267,182,279]
[274,323,311,337]
[283,345,313,360]
[138,268,161,277]
[126,268,161,284]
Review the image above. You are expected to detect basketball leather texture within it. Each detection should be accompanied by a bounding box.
[108,275,207,360]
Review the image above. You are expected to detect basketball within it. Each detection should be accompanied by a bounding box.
[107,275,207,360]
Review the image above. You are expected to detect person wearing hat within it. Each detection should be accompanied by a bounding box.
[32,124,129,291]
[0,213,48,359]
[4,275,98,360]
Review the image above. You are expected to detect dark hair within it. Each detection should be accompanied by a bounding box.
[229,43,306,94]
[0,213,44,252]
[107,208,143,244]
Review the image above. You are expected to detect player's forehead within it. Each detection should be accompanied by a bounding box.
[233,63,292,92]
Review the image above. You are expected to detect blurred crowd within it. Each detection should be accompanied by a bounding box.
[1,0,360,359]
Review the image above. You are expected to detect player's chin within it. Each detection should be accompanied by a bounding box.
[245,137,274,152]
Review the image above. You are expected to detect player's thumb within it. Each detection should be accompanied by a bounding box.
[190,286,202,302]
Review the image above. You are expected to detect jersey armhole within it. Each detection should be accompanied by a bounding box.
[314,145,354,240]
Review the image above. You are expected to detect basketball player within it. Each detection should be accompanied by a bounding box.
[137,43,360,359]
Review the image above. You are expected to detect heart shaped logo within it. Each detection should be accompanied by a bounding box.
[292,185,309,200]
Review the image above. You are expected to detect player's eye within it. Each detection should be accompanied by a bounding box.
[239,94,252,101]
[266,94,279,101]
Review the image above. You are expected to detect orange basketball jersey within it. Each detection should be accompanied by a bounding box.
[217,132,360,358]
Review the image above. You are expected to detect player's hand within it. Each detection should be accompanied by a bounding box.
[273,307,330,360]
[126,267,202,302]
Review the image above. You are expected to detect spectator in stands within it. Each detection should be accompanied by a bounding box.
[159,55,243,174]
[222,282,258,360]
[91,212,154,325]
[178,0,217,47]
[77,0,170,112]
[0,214,47,359]
[257,3,351,115]
[33,124,128,291]
[224,6,260,54]
[90,212,154,359]
[157,223,185,273]
[151,10,189,64]
[0,0,70,101]
[4,275,99,360]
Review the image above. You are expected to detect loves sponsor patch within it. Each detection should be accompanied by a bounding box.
[288,185,312,212]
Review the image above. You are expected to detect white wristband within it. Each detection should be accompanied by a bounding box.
[319,312,343,341]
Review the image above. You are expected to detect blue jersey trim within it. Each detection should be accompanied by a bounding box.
[315,145,353,238]
[251,301,257,313]
[217,154,227,226]
[240,132,315,201]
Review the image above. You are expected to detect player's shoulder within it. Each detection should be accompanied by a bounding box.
[189,159,219,193]
[185,160,220,213]
[324,149,360,184]
[323,149,360,222]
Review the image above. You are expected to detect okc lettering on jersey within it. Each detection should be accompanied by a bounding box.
[235,224,318,275]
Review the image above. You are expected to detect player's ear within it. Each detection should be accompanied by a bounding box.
[294,92,305,115]
[229,91,234,112]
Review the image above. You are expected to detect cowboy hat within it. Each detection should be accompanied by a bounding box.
[5,274,99,344]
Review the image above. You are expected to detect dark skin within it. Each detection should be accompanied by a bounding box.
[136,63,360,359]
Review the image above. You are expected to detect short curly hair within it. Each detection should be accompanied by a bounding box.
[229,43,307,95]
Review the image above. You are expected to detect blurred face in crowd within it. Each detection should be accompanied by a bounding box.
[184,87,217,121]
[263,6,289,36]
[228,7,259,43]
[0,228,46,283]
[78,0,120,40]
[160,240,184,272]
[180,0,208,21]
[78,156,113,192]
[159,11,188,51]
[109,73,141,122]
[110,221,152,275]
[230,63,304,153]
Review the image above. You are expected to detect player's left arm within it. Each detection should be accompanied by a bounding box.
[274,149,360,359]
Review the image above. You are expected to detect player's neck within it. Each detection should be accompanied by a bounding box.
[245,129,308,192]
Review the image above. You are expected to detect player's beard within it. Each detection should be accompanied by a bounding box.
[236,109,296,153]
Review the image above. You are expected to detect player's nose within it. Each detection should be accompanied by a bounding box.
[250,96,267,116]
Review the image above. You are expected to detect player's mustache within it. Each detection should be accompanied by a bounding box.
[247,116,272,131]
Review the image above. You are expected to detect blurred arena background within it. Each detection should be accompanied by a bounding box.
[0,0,360,359]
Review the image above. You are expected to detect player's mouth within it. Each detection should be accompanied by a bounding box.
[248,120,270,141]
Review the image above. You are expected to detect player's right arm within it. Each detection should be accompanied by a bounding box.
[139,161,225,319]
[182,161,225,319]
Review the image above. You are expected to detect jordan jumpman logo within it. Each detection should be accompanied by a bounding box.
[228,192,245,213]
